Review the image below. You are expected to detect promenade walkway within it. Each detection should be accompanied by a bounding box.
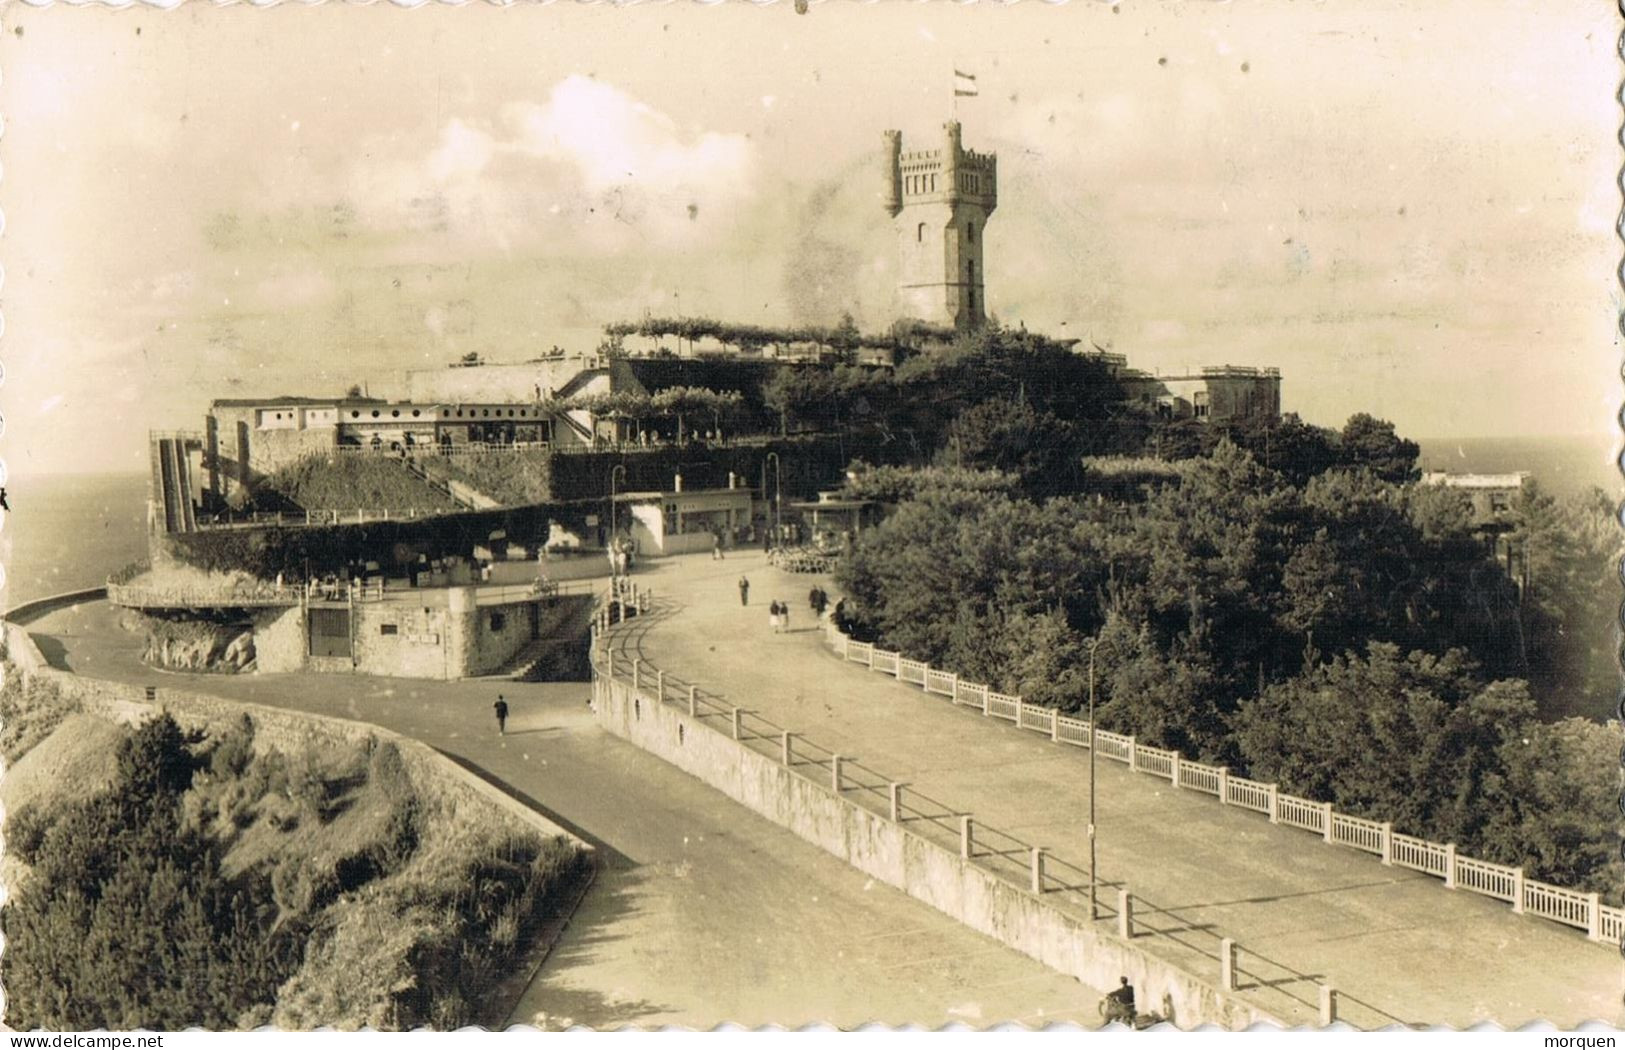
[21,599,1101,1029]
[608,552,1624,1029]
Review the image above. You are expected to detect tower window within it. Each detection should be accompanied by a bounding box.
[917,222,927,243]
[967,224,976,244]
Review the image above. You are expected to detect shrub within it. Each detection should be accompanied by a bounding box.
[6,802,53,866]
[209,714,256,780]
[0,673,81,764]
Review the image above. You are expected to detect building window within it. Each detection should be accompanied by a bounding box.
[967,224,975,244]
[411,409,420,418]
[371,410,381,418]
[380,623,399,636]
[917,222,926,243]
[490,611,506,632]
[351,410,360,418]
[391,409,400,418]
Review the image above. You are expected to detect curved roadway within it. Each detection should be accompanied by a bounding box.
[20,597,1103,1029]
[600,552,1624,1029]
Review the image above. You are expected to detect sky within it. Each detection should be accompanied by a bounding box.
[1,0,1618,476]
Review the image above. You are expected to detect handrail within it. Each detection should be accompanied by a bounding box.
[820,620,1617,948]
[590,621,1378,1027]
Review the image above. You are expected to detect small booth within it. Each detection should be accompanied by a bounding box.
[612,474,755,556]
[788,490,885,551]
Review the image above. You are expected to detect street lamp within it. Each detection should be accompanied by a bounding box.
[1086,636,1113,921]
[609,464,627,574]
[764,451,782,550]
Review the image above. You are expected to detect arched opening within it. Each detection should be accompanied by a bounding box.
[917,222,927,243]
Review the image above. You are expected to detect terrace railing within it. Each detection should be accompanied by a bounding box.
[820,619,1619,949]
[590,621,1376,1027]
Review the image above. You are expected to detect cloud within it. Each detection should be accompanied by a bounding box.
[347,76,756,254]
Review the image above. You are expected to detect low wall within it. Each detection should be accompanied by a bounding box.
[5,587,111,627]
[3,622,590,854]
[592,670,1275,1029]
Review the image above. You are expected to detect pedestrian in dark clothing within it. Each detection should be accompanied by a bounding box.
[738,576,750,606]
[809,586,821,614]
[494,696,509,736]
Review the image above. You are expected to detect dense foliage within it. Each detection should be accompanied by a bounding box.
[3,703,593,1029]
[832,328,1621,898]
[5,715,296,1029]
[251,456,463,515]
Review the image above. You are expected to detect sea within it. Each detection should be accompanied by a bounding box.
[3,435,1618,610]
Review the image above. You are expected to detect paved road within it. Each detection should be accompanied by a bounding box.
[24,600,1103,1029]
[603,552,1625,1029]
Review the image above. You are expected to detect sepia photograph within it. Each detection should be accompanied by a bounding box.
[0,0,1619,1031]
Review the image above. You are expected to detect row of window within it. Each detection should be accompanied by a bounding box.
[906,173,938,195]
[344,406,535,420]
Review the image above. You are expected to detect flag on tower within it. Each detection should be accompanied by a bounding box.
[954,69,979,97]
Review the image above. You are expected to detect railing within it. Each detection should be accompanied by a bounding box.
[1275,795,1327,835]
[1390,834,1450,878]
[1177,761,1223,797]
[336,441,550,457]
[1330,813,1387,856]
[590,626,1339,1027]
[1454,856,1520,904]
[1135,745,1176,780]
[108,580,302,609]
[1224,777,1273,815]
[819,621,1620,949]
[985,691,1019,720]
[197,507,448,530]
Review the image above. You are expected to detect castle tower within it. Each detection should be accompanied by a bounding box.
[882,119,997,330]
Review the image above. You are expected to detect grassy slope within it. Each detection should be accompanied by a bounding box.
[1,677,589,1030]
[416,451,553,507]
[260,457,463,515]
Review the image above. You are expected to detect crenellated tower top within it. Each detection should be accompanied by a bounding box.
[881,120,997,329]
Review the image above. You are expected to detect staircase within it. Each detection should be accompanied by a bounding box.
[486,595,598,682]
[149,432,200,533]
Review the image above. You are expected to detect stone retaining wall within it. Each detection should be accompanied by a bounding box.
[592,671,1277,1029]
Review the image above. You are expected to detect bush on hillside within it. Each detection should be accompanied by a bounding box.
[255,456,463,515]
[0,674,82,765]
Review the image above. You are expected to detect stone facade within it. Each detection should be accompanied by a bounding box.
[246,589,550,680]
[884,120,997,330]
[1122,366,1282,424]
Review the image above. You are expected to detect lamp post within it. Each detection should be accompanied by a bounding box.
[609,464,627,574]
[1086,636,1112,921]
[764,451,782,550]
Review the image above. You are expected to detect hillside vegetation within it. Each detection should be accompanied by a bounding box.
[254,456,462,515]
[1,673,590,1030]
[417,450,553,507]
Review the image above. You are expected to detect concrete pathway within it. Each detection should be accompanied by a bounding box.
[603,552,1625,1029]
[23,600,1104,1029]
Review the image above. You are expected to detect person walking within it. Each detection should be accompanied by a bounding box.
[769,600,782,633]
[781,602,792,634]
[738,575,750,606]
[712,530,724,560]
[808,586,822,615]
[493,695,509,736]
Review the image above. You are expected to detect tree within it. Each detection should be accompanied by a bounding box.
[1479,717,1623,899]
[1507,483,1622,718]
[5,715,294,1029]
[1336,413,1419,483]
[936,398,1080,498]
[1234,644,1533,843]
